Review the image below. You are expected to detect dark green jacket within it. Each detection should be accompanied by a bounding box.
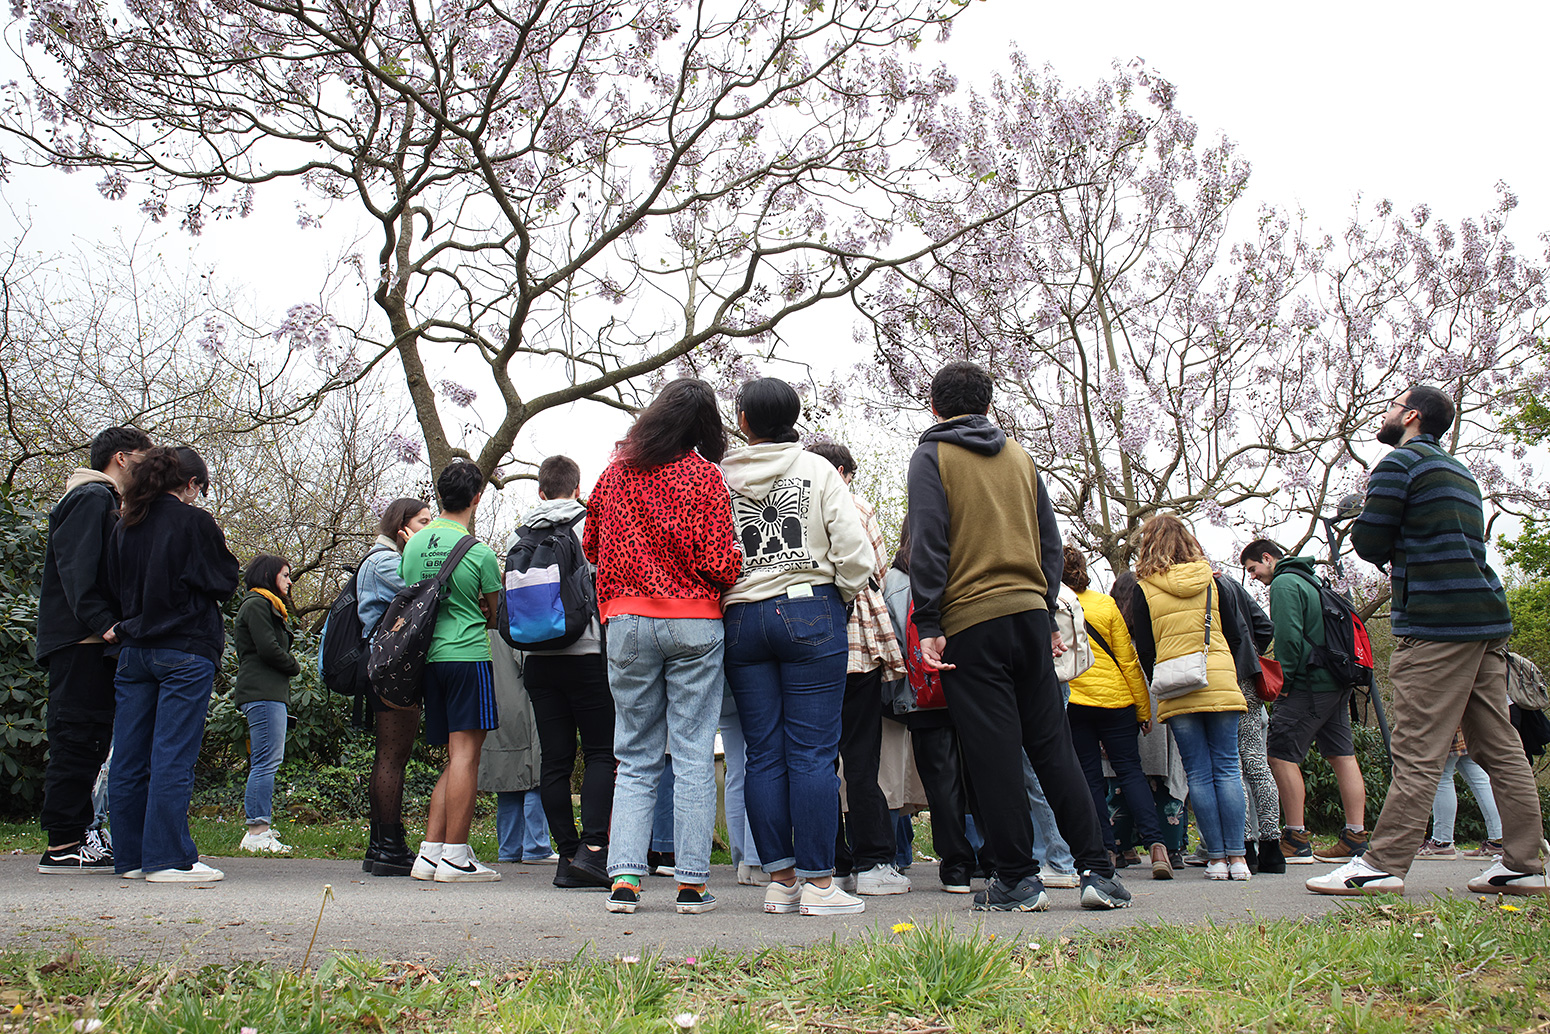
[1267,556,1340,693]
[233,592,299,706]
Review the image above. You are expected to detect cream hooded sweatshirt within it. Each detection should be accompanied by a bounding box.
[720,442,874,606]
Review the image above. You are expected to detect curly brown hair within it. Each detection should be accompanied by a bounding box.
[1133,513,1206,579]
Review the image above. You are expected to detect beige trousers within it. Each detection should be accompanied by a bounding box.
[1367,636,1545,878]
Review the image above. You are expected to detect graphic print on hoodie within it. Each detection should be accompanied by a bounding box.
[735,475,816,574]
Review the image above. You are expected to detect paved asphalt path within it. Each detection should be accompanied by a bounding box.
[0,855,1501,968]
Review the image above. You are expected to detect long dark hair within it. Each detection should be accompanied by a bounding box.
[615,378,727,469]
[245,554,291,598]
[378,497,429,542]
[892,513,912,573]
[736,377,801,443]
[119,445,208,527]
[1111,570,1139,634]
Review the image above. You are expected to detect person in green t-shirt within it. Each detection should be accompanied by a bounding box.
[398,460,503,883]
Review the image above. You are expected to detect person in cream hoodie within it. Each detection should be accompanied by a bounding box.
[721,377,875,917]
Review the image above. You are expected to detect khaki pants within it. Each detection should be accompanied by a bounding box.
[1367,636,1545,878]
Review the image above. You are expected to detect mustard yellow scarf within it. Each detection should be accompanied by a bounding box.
[252,588,289,621]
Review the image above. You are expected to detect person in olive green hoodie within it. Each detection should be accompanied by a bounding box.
[233,555,301,855]
[1241,540,1368,866]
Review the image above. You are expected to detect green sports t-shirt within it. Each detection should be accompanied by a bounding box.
[399,518,502,662]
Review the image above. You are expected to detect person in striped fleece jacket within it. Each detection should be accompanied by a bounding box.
[1307,385,1547,898]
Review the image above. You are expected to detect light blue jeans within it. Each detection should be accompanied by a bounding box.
[651,756,675,853]
[1431,752,1503,843]
[1024,756,1078,875]
[1169,710,1247,859]
[496,790,553,861]
[604,615,724,885]
[719,692,761,867]
[240,700,287,827]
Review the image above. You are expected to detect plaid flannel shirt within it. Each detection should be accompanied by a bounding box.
[847,495,906,678]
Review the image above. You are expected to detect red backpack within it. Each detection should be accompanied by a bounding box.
[903,598,947,710]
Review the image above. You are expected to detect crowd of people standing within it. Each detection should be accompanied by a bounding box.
[31,366,1548,908]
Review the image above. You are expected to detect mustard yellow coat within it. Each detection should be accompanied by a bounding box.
[1067,589,1150,722]
[1139,561,1247,722]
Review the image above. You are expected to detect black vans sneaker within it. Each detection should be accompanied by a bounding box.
[606,879,641,914]
[38,843,115,874]
[675,885,718,914]
[971,875,1049,912]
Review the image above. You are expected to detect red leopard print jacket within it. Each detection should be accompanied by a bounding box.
[582,450,742,620]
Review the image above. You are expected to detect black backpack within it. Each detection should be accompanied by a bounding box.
[318,545,395,697]
[499,513,594,651]
[367,535,476,710]
[1280,567,1376,690]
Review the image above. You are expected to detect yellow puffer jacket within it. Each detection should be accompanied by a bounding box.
[1068,589,1150,722]
[1139,560,1246,722]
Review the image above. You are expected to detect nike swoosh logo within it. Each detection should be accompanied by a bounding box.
[441,860,478,872]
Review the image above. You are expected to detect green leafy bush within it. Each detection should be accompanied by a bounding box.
[0,488,47,817]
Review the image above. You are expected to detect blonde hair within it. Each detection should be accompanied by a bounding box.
[1133,513,1207,579]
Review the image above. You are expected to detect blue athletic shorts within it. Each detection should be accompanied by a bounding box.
[422,661,499,745]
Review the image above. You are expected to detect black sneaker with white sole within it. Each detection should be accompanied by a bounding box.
[971,875,1049,912]
[38,843,115,874]
[606,880,641,913]
[1079,870,1133,910]
[675,885,717,914]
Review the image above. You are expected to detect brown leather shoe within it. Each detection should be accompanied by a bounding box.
[1150,842,1173,880]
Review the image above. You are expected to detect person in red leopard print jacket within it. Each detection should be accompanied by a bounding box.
[583,378,742,916]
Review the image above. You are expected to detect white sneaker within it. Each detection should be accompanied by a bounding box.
[1205,860,1230,881]
[764,879,802,914]
[434,849,500,883]
[240,829,293,854]
[145,861,225,883]
[411,843,443,881]
[1228,860,1252,881]
[737,863,771,886]
[1467,859,1550,896]
[835,873,857,893]
[1040,872,1080,889]
[1306,857,1404,896]
[855,863,911,895]
[119,869,145,880]
[799,881,865,916]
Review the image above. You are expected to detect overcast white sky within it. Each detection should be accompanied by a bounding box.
[5,0,1546,515]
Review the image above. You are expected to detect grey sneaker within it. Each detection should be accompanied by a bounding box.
[1079,870,1133,910]
[972,875,1049,912]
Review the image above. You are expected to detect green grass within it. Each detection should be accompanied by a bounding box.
[2,896,1548,1032]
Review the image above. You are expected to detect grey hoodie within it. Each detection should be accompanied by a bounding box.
[720,442,874,606]
[507,497,601,655]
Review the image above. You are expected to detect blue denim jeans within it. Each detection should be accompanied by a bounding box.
[719,691,761,867]
[1432,752,1502,843]
[725,585,848,877]
[240,700,288,826]
[604,615,724,884]
[1169,710,1247,859]
[650,755,676,853]
[1023,756,1078,875]
[496,789,553,861]
[110,647,216,873]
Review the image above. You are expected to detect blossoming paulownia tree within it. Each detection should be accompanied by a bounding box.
[1,0,1072,479]
[842,55,1550,577]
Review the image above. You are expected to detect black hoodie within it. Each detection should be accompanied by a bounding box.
[35,471,122,662]
[906,414,1063,639]
[106,493,240,664]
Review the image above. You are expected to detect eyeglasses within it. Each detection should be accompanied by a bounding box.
[1387,395,1415,413]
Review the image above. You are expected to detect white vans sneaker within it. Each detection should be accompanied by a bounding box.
[240,829,293,854]
[737,863,772,886]
[855,863,911,896]
[764,879,802,914]
[1305,857,1403,896]
[799,881,865,916]
[145,861,225,883]
[1467,860,1550,896]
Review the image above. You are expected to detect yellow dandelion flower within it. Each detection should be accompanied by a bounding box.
[891,922,915,933]
[1500,904,1522,912]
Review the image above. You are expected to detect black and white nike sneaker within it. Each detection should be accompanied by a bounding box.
[1467,859,1549,896]
[1305,857,1403,896]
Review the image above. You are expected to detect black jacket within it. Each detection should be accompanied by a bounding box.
[1217,575,1273,682]
[36,475,121,662]
[232,592,300,706]
[107,493,240,664]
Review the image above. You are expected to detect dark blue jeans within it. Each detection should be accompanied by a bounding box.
[725,585,848,877]
[1067,703,1164,852]
[111,647,216,873]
